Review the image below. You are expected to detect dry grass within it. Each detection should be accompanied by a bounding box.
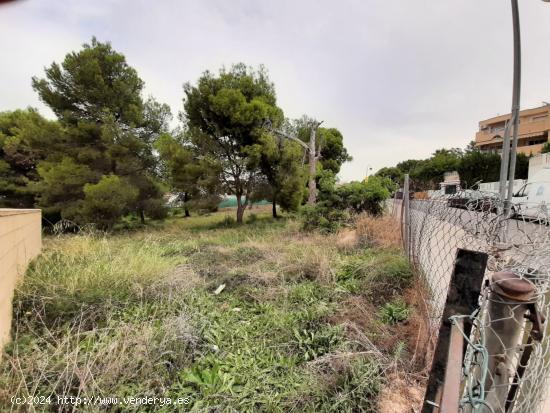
[356,213,402,249]
[1,209,427,412]
[1,305,198,410]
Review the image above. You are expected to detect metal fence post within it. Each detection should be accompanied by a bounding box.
[403,174,410,261]
[481,271,535,413]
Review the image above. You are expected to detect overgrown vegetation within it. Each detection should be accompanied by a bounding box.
[1,38,351,227]
[300,171,396,233]
[376,143,531,190]
[0,208,426,412]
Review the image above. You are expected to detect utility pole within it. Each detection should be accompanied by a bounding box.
[504,0,522,214]
[498,0,522,217]
[267,120,323,205]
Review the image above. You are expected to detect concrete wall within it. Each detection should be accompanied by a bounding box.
[0,209,41,353]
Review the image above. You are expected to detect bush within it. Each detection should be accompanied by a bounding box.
[142,198,168,220]
[300,204,349,233]
[80,175,138,229]
[379,299,410,324]
[334,176,393,215]
[300,172,394,232]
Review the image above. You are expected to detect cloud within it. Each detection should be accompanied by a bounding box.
[1,0,550,181]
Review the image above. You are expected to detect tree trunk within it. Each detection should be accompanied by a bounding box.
[307,126,317,205]
[236,194,245,224]
[272,193,278,218]
[139,209,145,224]
[183,192,190,217]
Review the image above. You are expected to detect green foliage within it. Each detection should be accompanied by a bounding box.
[29,38,169,226]
[318,127,352,174]
[542,142,550,154]
[2,211,413,411]
[293,326,342,361]
[457,148,501,188]
[183,63,283,223]
[247,132,307,217]
[155,133,220,216]
[312,359,382,412]
[379,299,410,324]
[515,153,529,180]
[181,360,235,396]
[80,175,139,229]
[32,37,145,125]
[300,173,393,232]
[380,143,533,190]
[34,157,97,219]
[412,148,462,189]
[300,204,350,233]
[375,166,403,185]
[335,176,394,215]
[0,109,62,208]
[293,116,351,175]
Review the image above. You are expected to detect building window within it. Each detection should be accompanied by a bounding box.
[532,114,548,122]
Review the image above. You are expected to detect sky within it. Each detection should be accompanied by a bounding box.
[1,0,550,182]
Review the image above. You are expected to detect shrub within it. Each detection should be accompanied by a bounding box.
[80,175,138,229]
[293,325,342,361]
[379,299,410,324]
[334,176,394,215]
[300,172,393,232]
[300,204,349,233]
[142,198,168,220]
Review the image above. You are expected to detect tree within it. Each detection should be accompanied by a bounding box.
[155,133,219,217]
[515,153,529,180]
[542,143,550,154]
[248,132,306,217]
[31,37,169,224]
[412,148,462,190]
[375,166,403,185]
[80,175,138,229]
[457,149,501,188]
[34,158,97,221]
[183,64,283,223]
[317,127,351,174]
[0,109,62,208]
[275,116,351,205]
[334,176,393,215]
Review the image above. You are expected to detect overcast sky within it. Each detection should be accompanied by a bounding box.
[1,0,550,181]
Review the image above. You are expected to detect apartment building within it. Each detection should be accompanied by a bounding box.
[474,103,550,155]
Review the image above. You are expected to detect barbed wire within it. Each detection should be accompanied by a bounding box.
[390,184,550,413]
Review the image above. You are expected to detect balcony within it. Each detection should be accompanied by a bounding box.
[475,117,550,145]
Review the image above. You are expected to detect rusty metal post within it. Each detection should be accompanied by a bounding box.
[481,271,535,413]
[440,318,464,413]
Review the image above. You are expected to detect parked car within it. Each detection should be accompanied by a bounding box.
[512,169,550,220]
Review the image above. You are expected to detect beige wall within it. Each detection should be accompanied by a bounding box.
[0,209,41,353]
[474,105,550,155]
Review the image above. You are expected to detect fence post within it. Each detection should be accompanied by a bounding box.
[481,271,535,413]
[403,174,410,260]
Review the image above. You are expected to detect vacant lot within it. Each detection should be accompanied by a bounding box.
[0,207,425,412]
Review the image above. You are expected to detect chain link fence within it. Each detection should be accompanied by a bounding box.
[390,181,550,413]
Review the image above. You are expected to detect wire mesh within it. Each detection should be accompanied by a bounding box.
[391,183,550,413]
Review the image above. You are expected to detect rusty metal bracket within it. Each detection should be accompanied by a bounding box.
[505,303,545,412]
[440,318,465,413]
